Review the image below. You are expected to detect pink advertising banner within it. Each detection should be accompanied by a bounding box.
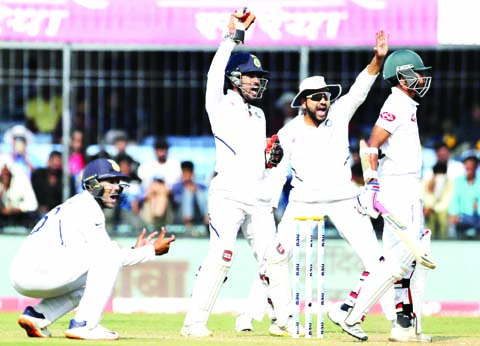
[0,0,438,47]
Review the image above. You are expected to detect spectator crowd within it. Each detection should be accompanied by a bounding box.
[1,121,480,240]
[0,126,210,235]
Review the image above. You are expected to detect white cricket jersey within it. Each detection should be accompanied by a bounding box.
[272,68,379,204]
[21,191,154,266]
[375,87,422,178]
[205,38,272,205]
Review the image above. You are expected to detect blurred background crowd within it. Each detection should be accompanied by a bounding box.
[1,48,480,241]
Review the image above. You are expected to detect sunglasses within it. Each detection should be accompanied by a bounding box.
[306,91,331,102]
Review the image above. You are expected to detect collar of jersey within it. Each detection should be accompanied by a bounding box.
[391,87,419,106]
[226,89,250,110]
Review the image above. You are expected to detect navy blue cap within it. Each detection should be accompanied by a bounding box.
[82,158,129,184]
[225,52,268,76]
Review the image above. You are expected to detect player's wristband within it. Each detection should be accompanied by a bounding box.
[231,22,245,43]
[224,32,242,44]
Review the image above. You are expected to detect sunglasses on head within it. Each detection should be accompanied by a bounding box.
[306,91,331,102]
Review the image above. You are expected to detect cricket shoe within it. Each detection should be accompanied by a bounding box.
[17,306,52,338]
[181,323,213,337]
[327,302,368,341]
[235,314,253,332]
[65,319,119,340]
[268,317,305,337]
[389,318,432,343]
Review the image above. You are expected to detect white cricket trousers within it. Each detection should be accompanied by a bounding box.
[10,240,123,327]
[184,193,291,327]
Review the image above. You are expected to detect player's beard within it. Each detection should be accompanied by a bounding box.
[306,103,329,126]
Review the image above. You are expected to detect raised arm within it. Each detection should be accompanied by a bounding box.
[367,30,389,76]
[205,8,256,115]
[336,30,390,122]
[205,39,237,115]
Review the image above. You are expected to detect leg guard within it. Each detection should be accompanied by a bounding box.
[343,264,395,322]
[266,297,276,321]
[343,271,369,309]
[379,286,396,321]
[240,274,268,322]
[262,240,291,328]
[409,229,431,334]
[183,260,230,326]
[411,260,428,334]
[377,257,396,321]
[345,256,411,326]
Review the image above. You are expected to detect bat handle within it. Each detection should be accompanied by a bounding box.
[373,200,387,214]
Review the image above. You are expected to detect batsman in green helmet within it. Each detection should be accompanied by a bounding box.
[382,49,432,98]
[341,49,434,343]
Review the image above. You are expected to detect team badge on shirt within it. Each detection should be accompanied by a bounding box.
[411,113,417,122]
[380,112,396,121]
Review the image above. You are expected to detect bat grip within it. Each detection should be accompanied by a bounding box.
[373,200,388,214]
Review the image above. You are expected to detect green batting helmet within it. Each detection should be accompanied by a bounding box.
[383,50,431,81]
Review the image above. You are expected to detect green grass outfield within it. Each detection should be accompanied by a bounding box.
[0,312,479,345]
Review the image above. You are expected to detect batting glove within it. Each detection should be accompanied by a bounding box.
[265,134,284,169]
[356,181,380,219]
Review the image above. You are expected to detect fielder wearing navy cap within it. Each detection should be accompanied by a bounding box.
[82,158,129,185]
[82,158,130,202]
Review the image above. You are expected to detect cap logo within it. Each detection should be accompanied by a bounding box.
[107,159,121,172]
[252,55,261,68]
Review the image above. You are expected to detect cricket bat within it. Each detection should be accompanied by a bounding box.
[359,139,437,270]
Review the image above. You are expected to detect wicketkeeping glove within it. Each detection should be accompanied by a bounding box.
[228,7,256,43]
[356,181,380,219]
[265,134,284,169]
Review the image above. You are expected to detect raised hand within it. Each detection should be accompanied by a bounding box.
[374,30,389,59]
[367,30,390,75]
[228,7,256,43]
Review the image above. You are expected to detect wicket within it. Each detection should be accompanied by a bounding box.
[293,216,326,338]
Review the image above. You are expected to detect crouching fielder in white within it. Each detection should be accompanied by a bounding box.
[9,158,175,341]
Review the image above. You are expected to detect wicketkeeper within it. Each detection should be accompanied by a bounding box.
[181,8,291,337]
